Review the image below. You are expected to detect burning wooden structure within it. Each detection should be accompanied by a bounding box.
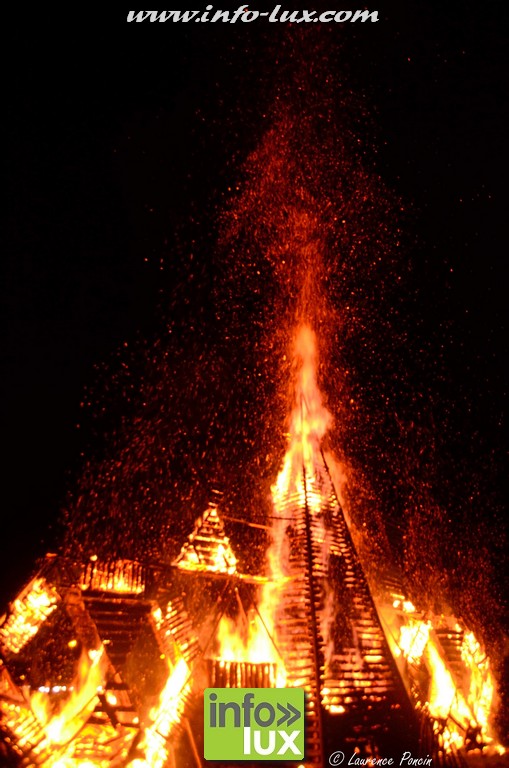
[0,326,503,767]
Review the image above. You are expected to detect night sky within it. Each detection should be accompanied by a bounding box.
[2,0,507,692]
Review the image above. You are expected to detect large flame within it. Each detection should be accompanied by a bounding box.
[0,646,111,767]
[262,324,334,688]
[272,324,332,505]
[31,648,109,750]
[384,598,503,756]
[132,656,190,768]
[214,324,332,689]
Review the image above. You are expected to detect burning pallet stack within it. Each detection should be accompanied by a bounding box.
[260,448,420,762]
[0,324,502,766]
[0,493,502,766]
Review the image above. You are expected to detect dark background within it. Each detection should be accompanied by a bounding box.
[1,0,507,629]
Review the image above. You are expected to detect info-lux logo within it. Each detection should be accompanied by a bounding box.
[204,687,305,761]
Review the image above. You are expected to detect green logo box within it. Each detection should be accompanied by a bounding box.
[204,687,305,761]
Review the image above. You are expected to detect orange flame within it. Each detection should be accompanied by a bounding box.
[213,324,333,689]
[173,502,238,575]
[80,558,145,594]
[31,648,108,748]
[133,657,190,768]
[272,324,332,505]
[0,577,59,655]
[384,595,502,755]
[262,324,336,690]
